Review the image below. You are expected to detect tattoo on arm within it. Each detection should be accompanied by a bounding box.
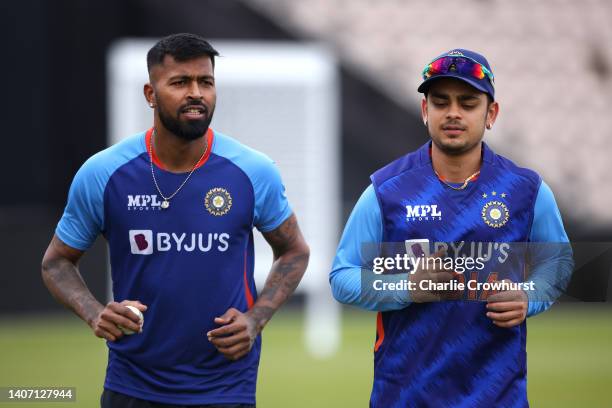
[41,235,103,326]
[250,215,309,331]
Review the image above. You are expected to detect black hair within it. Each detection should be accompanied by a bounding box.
[147,33,219,72]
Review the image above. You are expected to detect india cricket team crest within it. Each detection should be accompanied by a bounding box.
[205,187,232,216]
[481,199,509,228]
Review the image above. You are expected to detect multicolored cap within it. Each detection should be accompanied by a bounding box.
[418,49,495,100]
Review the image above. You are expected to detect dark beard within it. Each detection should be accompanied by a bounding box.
[157,102,214,141]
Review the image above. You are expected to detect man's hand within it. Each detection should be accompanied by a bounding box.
[207,308,258,361]
[206,215,308,361]
[486,280,528,328]
[90,300,148,342]
[409,249,459,303]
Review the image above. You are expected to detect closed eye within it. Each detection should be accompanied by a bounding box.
[198,77,215,87]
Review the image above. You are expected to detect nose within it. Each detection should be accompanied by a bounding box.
[187,81,203,100]
[446,101,462,120]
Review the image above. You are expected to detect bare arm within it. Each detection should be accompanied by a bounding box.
[41,234,146,341]
[250,213,310,329]
[208,214,310,359]
[41,235,102,325]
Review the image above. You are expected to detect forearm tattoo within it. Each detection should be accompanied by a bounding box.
[41,238,101,325]
[251,215,309,331]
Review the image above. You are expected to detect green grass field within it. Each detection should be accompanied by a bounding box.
[0,304,610,407]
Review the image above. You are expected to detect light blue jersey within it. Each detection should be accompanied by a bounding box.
[57,128,292,405]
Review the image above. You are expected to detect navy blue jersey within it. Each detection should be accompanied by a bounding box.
[331,141,571,408]
[369,142,538,407]
[56,128,292,405]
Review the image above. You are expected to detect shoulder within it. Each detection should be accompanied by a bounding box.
[371,143,429,188]
[534,181,561,216]
[349,184,383,228]
[211,130,279,183]
[536,180,555,200]
[488,144,541,186]
[76,131,146,183]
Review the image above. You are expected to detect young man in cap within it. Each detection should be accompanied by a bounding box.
[330,49,572,407]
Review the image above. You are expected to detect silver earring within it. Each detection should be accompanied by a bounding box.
[486,123,492,130]
[424,120,428,127]
[149,102,154,108]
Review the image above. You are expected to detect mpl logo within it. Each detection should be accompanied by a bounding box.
[129,230,153,254]
[406,204,442,221]
[127,195,162,211]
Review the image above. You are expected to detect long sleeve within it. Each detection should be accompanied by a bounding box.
[526,181,573,317]
[330,185,411,311]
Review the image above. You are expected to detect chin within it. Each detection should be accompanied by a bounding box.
[433,138,465,152]
[177,130,207,141]
[177,119,211,141]
[441,146,468,156]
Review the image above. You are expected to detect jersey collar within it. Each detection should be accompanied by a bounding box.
[144,127,214,171]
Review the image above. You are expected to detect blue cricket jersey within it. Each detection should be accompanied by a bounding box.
[331,142,572,408]
[56,128,292,405]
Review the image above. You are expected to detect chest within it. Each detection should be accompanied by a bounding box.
[376,170,537,243]
[102,154,255,241]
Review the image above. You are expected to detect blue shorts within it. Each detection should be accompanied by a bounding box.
[100,389,256,408]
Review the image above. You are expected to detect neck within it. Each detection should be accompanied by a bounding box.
[152,125,208,173]
[431,142,482,183]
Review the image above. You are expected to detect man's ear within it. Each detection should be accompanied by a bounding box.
[421,97,428,126]
[486,101,500,130]
[144,83,155,108]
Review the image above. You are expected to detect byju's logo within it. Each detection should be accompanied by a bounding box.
[127,195,162,211]
[129,230,153,254]
[406,204,442,221]
[128,230,230,255]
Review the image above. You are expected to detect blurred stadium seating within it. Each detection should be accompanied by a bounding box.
[1,1,611,406]
[244,0,612,230]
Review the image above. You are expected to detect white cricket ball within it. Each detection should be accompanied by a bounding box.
[118,305,144,335]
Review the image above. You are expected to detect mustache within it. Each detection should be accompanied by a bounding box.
[442,121,466,130]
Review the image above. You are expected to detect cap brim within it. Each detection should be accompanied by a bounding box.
[418,75,493,99]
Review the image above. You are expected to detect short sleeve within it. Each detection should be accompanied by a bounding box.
[209,131,293,233]
[252,160,292,233]
[56,157,106,250]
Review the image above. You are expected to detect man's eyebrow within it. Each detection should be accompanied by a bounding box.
[430,92,449,99]
[458,94,480,101]
[430,92,481,101]
[167,74,215,81]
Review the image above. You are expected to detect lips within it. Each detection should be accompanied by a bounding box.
[442,124,466,136]
[181,105,207,119]
[442,124,465,130]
